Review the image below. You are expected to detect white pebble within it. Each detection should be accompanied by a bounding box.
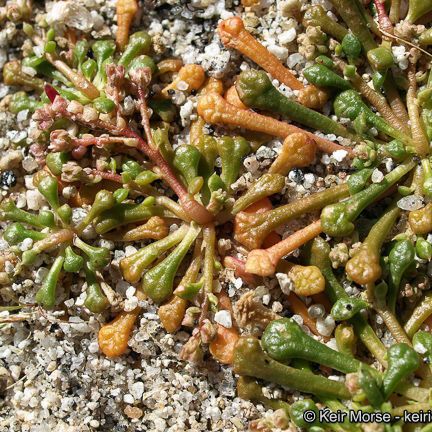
[176,80,189,91]
[262,294,271,305]
[19,238,33,252]
[130,381,145,400]
[278,28,297,45]
[371,168,384,183]
[397,195,424,211]
[22,66,36,77]
[287,53,304,69]
[214,310,232,328]
[303,173,315,189]
[233,278,243,289]
[64,298,74,308]
[62,186,77,199]
[268,44,289,61]
[326,338,338,351]
[123,394,135,404]
[125,245,138,256]
[124,297,138,312]
[16,109,29,123]
[126,286,136,298]
[276,272,292,294]
[88,341,99,353]
[316,315,335,337]
[272,301,283,313]
[332,149,348,162]
[99,239,115,250]
[25,190,45,210]
[34,267,49,284]
[22,156,38,172]
[291,314,303,326]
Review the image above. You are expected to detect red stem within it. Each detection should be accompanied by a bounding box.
[373,0,394,33]
[89,169,123,183]
[132,87,213,224]
[42,92,213,224]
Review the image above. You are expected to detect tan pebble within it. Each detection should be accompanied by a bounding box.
[124,405,143,419]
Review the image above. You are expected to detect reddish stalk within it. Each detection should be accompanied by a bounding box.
[132,71,214,224]
[373,0,394,34]
[40,85,213,224]
[50,130,138,152]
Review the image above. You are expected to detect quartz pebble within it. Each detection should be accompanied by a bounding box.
[214,310,232,328]
[397,195,424,211]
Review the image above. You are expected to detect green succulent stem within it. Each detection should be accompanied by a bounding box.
[304,64,352,91]
[91,40,116,90]
[173,145,202,191]
[329,0,377,52]
[3,223,46,245]
[382,343,420,399]
[83,262,109,313]
[334,90,413,145]
[404,293,432,338]
[236,377,290,414]
[303,6,348,40]
[235,183,349,250]
[63,246,84,273]
[262,318,375,375]
[217,136,251,189]
[142,223,201,304]
[236,70,355,139]
[76,190,116,234]
[233,337,351,399]
[388,239,416,312]
[94,200,163,234]
[320,159,415,237]
[120,224,189,284]
[118,31,152,68]
[22,229,74,266]
[406,0,432,23]
[310,237,387,365]
[0,199,55,229]
[73,237,110,270]
[232,173,285,215]
[35,254,65,309]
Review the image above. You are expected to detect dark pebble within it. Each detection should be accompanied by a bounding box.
[0,170,17,188]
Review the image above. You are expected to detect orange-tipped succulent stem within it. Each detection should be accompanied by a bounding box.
[218,17,328,109]
[116,0,139,50]
[197,93,353,156]
[234,183,349,250]
[218,17,303,91]
[245,220,323,277]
